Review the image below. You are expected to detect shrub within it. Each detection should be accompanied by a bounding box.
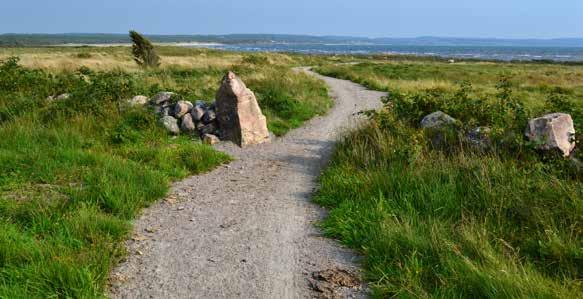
[129,30,160,68]
[242,54,270,65]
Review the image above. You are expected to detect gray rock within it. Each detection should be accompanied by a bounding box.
[151,92,175,105]
[173,100,193,118]
[467,127,492,151]
[56,93,70,101]
[525,113,576,157]
[202,110,217,124]
[202,134,220,145]
[128,95,149,106]
[180,113,196,133]
[198,123,218,136]
[420,111,457,129]
[420,111,459,149]
[47,93,70,102]
[195,100,208,109]
[191,106,205,122]
[159,116,180,135]
[155,106,171,117]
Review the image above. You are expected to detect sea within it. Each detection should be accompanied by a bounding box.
[187,43,583,62]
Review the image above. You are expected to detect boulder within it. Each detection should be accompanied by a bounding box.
[173,100,193,118]
[467,127,492,151]
[128,95,149,106]
[191,106,205,122]
[525,113,576,157]
[151,92,175,105]
[420,111,457,129]
[216,71,270,147]
[159,116,180,135]
[180,113,196,133]
[203,134,220,145]
[202,110,217,124]
[420,111,459,149]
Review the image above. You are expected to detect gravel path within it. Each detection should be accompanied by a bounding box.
[109,69,386,298]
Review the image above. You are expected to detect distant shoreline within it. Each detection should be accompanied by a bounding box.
[52,42,224,47]
[9,39,583,63]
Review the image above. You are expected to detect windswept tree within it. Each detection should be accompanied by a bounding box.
[129,30,160,68]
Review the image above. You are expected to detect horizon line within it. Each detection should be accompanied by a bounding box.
[1,32,583,40]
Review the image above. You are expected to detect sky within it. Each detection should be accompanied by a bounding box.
[1,0,582,38]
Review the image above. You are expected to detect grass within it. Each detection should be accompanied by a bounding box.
[316,60,583,109]
[0,46,331,297]
[314,59,582,298]
[0,47,332,136]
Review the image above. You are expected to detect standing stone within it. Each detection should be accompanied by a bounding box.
[216,71,270,147]
[525,113,576,157]
[173,100,193,118]
[180,113,196,133]
[159,116,180,135]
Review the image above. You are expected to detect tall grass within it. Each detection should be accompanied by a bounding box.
[315,63,582,298]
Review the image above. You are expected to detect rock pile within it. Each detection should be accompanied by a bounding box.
[124,71,270,147]
[148,92,220,140]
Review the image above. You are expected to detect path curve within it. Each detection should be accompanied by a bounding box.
[109,69,386,298]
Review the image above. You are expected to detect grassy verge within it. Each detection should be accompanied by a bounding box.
[314,60,582,297]
[0,47,331,297]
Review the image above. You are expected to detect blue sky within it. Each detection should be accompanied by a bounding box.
[1,0,582,38]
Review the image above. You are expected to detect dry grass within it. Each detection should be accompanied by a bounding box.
[0,46,244,72]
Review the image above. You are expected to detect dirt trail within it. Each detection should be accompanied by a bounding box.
[110,69,386,298]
